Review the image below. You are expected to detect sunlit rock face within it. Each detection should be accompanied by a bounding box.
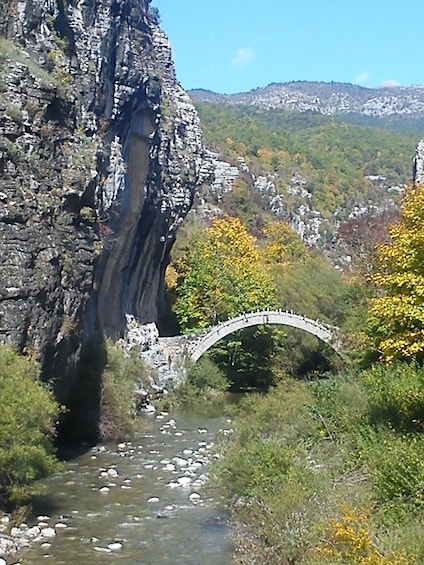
[413,140,424,184]
[0,0,207,401]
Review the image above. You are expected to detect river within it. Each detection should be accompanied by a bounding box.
[19,405,235,564]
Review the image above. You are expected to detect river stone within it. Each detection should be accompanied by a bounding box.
[173,457,188,467]
[0,558,7,565]
[99,486,110,493]
[147,497,160,503]
[26,526,41,538]
[163,463,176,471]
[177,477,192,487]
[107,542,123,550]
[0,534,17,555]
[94,547,112,553]
[41,528,56,538]
[107,468,119,477]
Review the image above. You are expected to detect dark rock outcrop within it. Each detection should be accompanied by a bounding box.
[0,1,207,415]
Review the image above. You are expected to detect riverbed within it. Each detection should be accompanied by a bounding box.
[19,407,235,564]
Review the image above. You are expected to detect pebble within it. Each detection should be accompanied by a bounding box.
[99,486,110,493]
[163,463,176,471]
[189,492,201,501]
[147,497,160,503]
[94,546,111,553]
[107,468,119,477]
[108,541,123,551]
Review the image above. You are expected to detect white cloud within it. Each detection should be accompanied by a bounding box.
[354,71,370,85]
[231,47,254,68]
[377,80,400,88]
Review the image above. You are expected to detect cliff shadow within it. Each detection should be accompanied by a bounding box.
[57,334,106,447]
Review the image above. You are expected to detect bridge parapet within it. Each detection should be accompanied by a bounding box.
[184,310,341,362]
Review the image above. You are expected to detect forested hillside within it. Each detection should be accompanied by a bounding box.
[194,103,419,227]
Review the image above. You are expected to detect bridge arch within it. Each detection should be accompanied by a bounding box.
[186,310,341,362]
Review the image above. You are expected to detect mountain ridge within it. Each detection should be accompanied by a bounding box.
[189,81,424,120]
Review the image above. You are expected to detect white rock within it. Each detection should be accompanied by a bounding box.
[41,528,56,538]
[26,525,41,538]
[189,492,201,501]
[162,463,176,472]
[54,523,68,529]
[172,457,188,467]
[99,486,110,493]
[107,468,119,477]
[147,497,160,503]
[177,476,192,487]
[94,546,111,553]
[108,542,123,551]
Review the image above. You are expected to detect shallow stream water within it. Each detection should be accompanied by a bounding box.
[20,406,235,564]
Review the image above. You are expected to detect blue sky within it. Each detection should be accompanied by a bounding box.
[152,0,424,94]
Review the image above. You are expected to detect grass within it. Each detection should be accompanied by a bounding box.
[210,365,424,564]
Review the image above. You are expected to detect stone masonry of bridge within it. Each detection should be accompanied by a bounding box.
[124,310,343,390]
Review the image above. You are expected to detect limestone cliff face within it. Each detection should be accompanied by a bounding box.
[413,140,424,184]
[0,0,206,401]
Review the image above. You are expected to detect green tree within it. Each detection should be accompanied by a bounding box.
[0,345,60,503]
[369,184,424,362]
[171,216,278,331]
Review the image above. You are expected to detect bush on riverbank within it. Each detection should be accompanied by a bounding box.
[211,365,424,564]
[99,340,152,441]
[0,345,60,505]
[165,356,229,409]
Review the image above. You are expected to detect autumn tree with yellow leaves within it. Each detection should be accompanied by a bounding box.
[169,216,278,332]
[369,184,424,362]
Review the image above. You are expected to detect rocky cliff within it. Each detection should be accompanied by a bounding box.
[413,140,424,184]
[0,1,207,409]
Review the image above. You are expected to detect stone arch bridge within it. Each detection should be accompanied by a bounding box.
[129,310,343,387]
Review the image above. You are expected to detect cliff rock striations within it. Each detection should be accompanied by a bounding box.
[0,1,206,420]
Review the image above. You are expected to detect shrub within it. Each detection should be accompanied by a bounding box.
[0,345,60,504]
[362,362,424,432]
[99,340,151,441]
[315,505,410,564]
[170,356,228,407]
